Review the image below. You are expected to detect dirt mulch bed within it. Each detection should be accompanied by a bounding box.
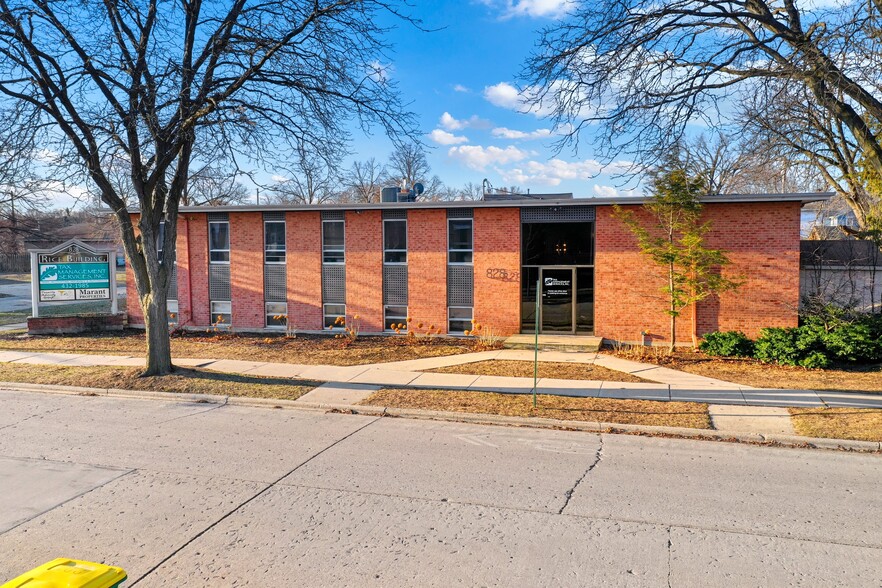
[426,359,654,383]
[789,407,882,443]
[609,348,882,393]
[362,388,711,429]
[0,329,482,366]
[0,363,318,400]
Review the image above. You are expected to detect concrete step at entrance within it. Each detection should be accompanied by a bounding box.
[502,334,603,352]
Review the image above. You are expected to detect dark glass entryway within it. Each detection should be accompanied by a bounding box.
[521,220,595,335]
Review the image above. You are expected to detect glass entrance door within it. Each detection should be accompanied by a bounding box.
[540,268,574,333]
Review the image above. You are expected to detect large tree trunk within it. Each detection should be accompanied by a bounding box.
[142,290,173,376]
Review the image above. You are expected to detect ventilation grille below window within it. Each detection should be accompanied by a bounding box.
[321,210,345,220]
[263,211,285,221]
[447,265,473,306]
[322,265,345,303]
[167,264,178,300]
[382,209,407,220]
[264,264,287,302]
[383,265,408,306]
[207,212,229,222]
[447,208,474,219]
[209,264,231,300]
[521,206,595,223]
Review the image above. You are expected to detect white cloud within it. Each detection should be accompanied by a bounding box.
[453,84,471,93]
[498,158,634,186]
[428,129,469,146]
[368,60,392,84]
[481,0,577,19]
[482,82,557,117]
[439,112,491,131]
[491,127,554,140]
[593,184,640,198]
[447,145,529,170]
[270,174,289,183]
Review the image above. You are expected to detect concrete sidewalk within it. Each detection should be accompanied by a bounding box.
[2,348,882,409]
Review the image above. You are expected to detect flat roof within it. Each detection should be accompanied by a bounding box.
[169,192,833,214]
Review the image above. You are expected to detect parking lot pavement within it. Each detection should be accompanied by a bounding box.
[1,388,880,586]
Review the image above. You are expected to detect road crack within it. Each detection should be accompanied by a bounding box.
[558,433,603,515]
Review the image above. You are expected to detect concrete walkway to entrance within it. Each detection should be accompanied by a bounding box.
[2,348,881,409]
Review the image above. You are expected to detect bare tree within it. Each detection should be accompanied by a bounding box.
[184,167,251,207]
[266,142,342,205]
[0,0,416,374]
[457,181,484,201]
[524,0,882,229]
[386,142,443,197]
[343,157,387,203]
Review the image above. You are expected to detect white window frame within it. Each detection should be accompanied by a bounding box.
[167,299,179,324]
[384,305,408,332]
[265,301,287,329]
[323,303,346,330]
[383,219,407,265]
[447,218,473,265]
[208,220,231,264]
[448,306,473,334]
[264,220,286,264]
[210,301,232,327]
[322,220,345,265]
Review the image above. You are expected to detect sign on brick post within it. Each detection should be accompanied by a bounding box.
[29,239,118,319]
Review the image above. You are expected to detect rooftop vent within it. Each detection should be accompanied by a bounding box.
[382,183,424,203]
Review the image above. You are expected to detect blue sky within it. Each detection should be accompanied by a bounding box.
[346,0,638,199]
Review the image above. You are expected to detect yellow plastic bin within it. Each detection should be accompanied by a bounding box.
[1,558,126,588]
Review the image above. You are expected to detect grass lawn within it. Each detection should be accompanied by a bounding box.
[0,273,29,285]
[611,348,882,393]
[426,359,655,383]
[789,408,882,443]
[362,388,711,429]
[0,310,28,326]
[0,362,318,400]
[0,329,481,366]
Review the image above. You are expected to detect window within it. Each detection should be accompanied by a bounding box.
[449,306,473,334]
[209,221,230,263]
[384,305,408,331]
[210,301,231,327]
[264,221,286,264]
[323,303,345,329]
[323,220,345,264]
[266,302,287,328]
[383,219,407,264]
[157,221,166,264]
[448,219,473,264]
[167,299,178,324]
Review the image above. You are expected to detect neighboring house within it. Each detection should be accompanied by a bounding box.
[801,240,882,313]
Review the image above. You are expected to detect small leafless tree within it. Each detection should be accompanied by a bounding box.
[386,142,443,198]
[0,0,417,374]
[525,0,882,229]
[183,167,251,207]
[343,157,388,203]
[266,142,342,205]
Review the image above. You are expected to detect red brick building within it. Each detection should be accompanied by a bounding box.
[128,193,828,345]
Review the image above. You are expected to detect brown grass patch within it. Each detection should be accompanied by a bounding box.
[610,347,882,393]
[426,359,653,383]
[0,362,318,400]
[789,407,882,442]
[362,388,711,429]
[0,329,479,366]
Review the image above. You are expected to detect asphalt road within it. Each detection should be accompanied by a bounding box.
[0,388,880,587]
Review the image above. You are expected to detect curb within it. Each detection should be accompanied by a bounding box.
[1,381,880,453]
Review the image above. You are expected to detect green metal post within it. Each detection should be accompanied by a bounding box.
[533,278,539,408]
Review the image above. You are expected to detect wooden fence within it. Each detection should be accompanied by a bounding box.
[0,254,30,273]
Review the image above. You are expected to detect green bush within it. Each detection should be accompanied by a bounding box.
[754,327,831,368]
[823,322,882,363]
[699,331,754,357]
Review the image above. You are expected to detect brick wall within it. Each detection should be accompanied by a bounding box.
[345,210,384,332]
[287,211,323,330]
[229,212,265,328]
[187,215,210,327]
[595,202,801,344]
[125,214,144,326]
[408,209,448,333]
[474,207,521,336]
[173,215,193,326]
